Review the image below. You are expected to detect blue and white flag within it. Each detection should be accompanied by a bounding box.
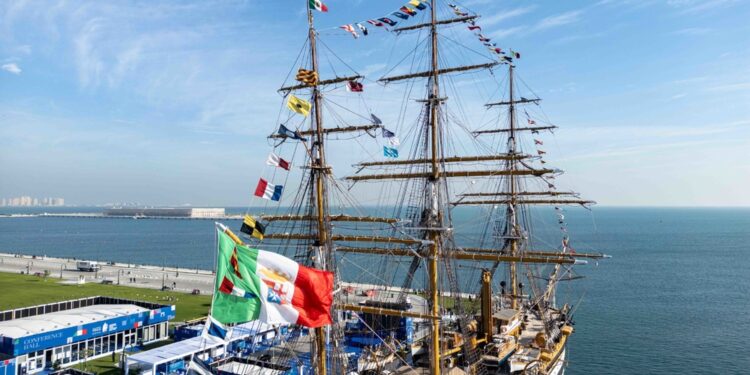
[277,124,307,141]
[203,315,231,341]
[383,146,399,158]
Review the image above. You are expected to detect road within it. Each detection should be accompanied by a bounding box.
[0,252,477,299]
[0,252,216,294]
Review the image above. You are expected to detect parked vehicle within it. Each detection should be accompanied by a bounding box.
[76,261,100,272]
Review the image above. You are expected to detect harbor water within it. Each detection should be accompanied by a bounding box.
[1,206,749,374]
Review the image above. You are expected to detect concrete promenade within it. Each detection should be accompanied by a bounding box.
[0,252,478,299]
[0,213,243,220]
[0,252,216,294]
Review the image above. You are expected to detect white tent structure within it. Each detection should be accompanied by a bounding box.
[125,321,277,375]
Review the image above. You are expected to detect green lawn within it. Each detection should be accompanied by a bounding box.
[0,271,212,321]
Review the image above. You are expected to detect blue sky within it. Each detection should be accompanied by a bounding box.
[1,0,749,207]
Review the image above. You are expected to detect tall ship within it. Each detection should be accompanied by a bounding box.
[202,1,609,374]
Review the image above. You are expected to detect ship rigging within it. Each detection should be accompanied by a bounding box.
[215,1,609,374]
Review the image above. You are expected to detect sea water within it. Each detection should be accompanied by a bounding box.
[1,207,748,374]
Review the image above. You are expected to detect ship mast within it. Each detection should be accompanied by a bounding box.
[507,63,520,310]
[307,4,331,374]
[427,1,442,374]
[341,2,608,373]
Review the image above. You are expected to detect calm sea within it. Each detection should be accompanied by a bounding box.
[1,207,748,374]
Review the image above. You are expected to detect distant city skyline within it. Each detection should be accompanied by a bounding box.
[1,0,749,207]
[1,196,65,207]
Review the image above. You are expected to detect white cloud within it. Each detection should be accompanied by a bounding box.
[670,27,711,35]
[481,6,536,27]
[489,9,585,39]
[73,17,105,88]
[1,63,22,74]
[553,31,607,45]
[535,10,583,31]
[707,82,750,92]
[462,0,493,6]
[15,45,32,55]
[668,0,739,14]
[670,76,709,85]
[489,26,525,39]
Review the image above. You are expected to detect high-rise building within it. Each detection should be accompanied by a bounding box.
[1,196,65,206]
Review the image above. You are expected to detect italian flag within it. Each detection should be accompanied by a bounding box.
[211,228,333,328]
[309,0,328,12]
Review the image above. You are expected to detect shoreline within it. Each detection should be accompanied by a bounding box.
[0,252,478,299]
[0,213,243,220]
[0,252,216,294]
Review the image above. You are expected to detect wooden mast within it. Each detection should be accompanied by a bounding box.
[428,0,442,373]
[307,3,329,374]
[507,63,520,310]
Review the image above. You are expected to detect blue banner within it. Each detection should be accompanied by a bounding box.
[8,305,175,356]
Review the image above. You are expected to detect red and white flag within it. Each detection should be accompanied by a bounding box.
[340,24,359,39]
[346,80,364,92]
[266,153,291,171]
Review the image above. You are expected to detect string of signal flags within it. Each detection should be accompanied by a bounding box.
[523,109,570,246]
[330,2,521,65]
[447,4,521,64]
[336,0,429,38]
[517,108,575,248]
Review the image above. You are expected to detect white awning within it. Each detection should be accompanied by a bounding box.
[127,321,278,368]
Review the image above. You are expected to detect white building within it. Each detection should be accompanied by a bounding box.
[0,297,175,375]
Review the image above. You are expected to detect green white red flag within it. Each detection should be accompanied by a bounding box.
[309,0,328,12]
[211,227,333,328]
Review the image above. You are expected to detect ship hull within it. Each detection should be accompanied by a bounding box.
[547,347,566,375]
[506,346,566,375]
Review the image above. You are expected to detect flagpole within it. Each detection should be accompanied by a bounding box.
[209,223,219,319]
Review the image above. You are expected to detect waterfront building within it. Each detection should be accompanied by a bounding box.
[0,296,175,375]
[103,208,225,218]
[0,197,65,207]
